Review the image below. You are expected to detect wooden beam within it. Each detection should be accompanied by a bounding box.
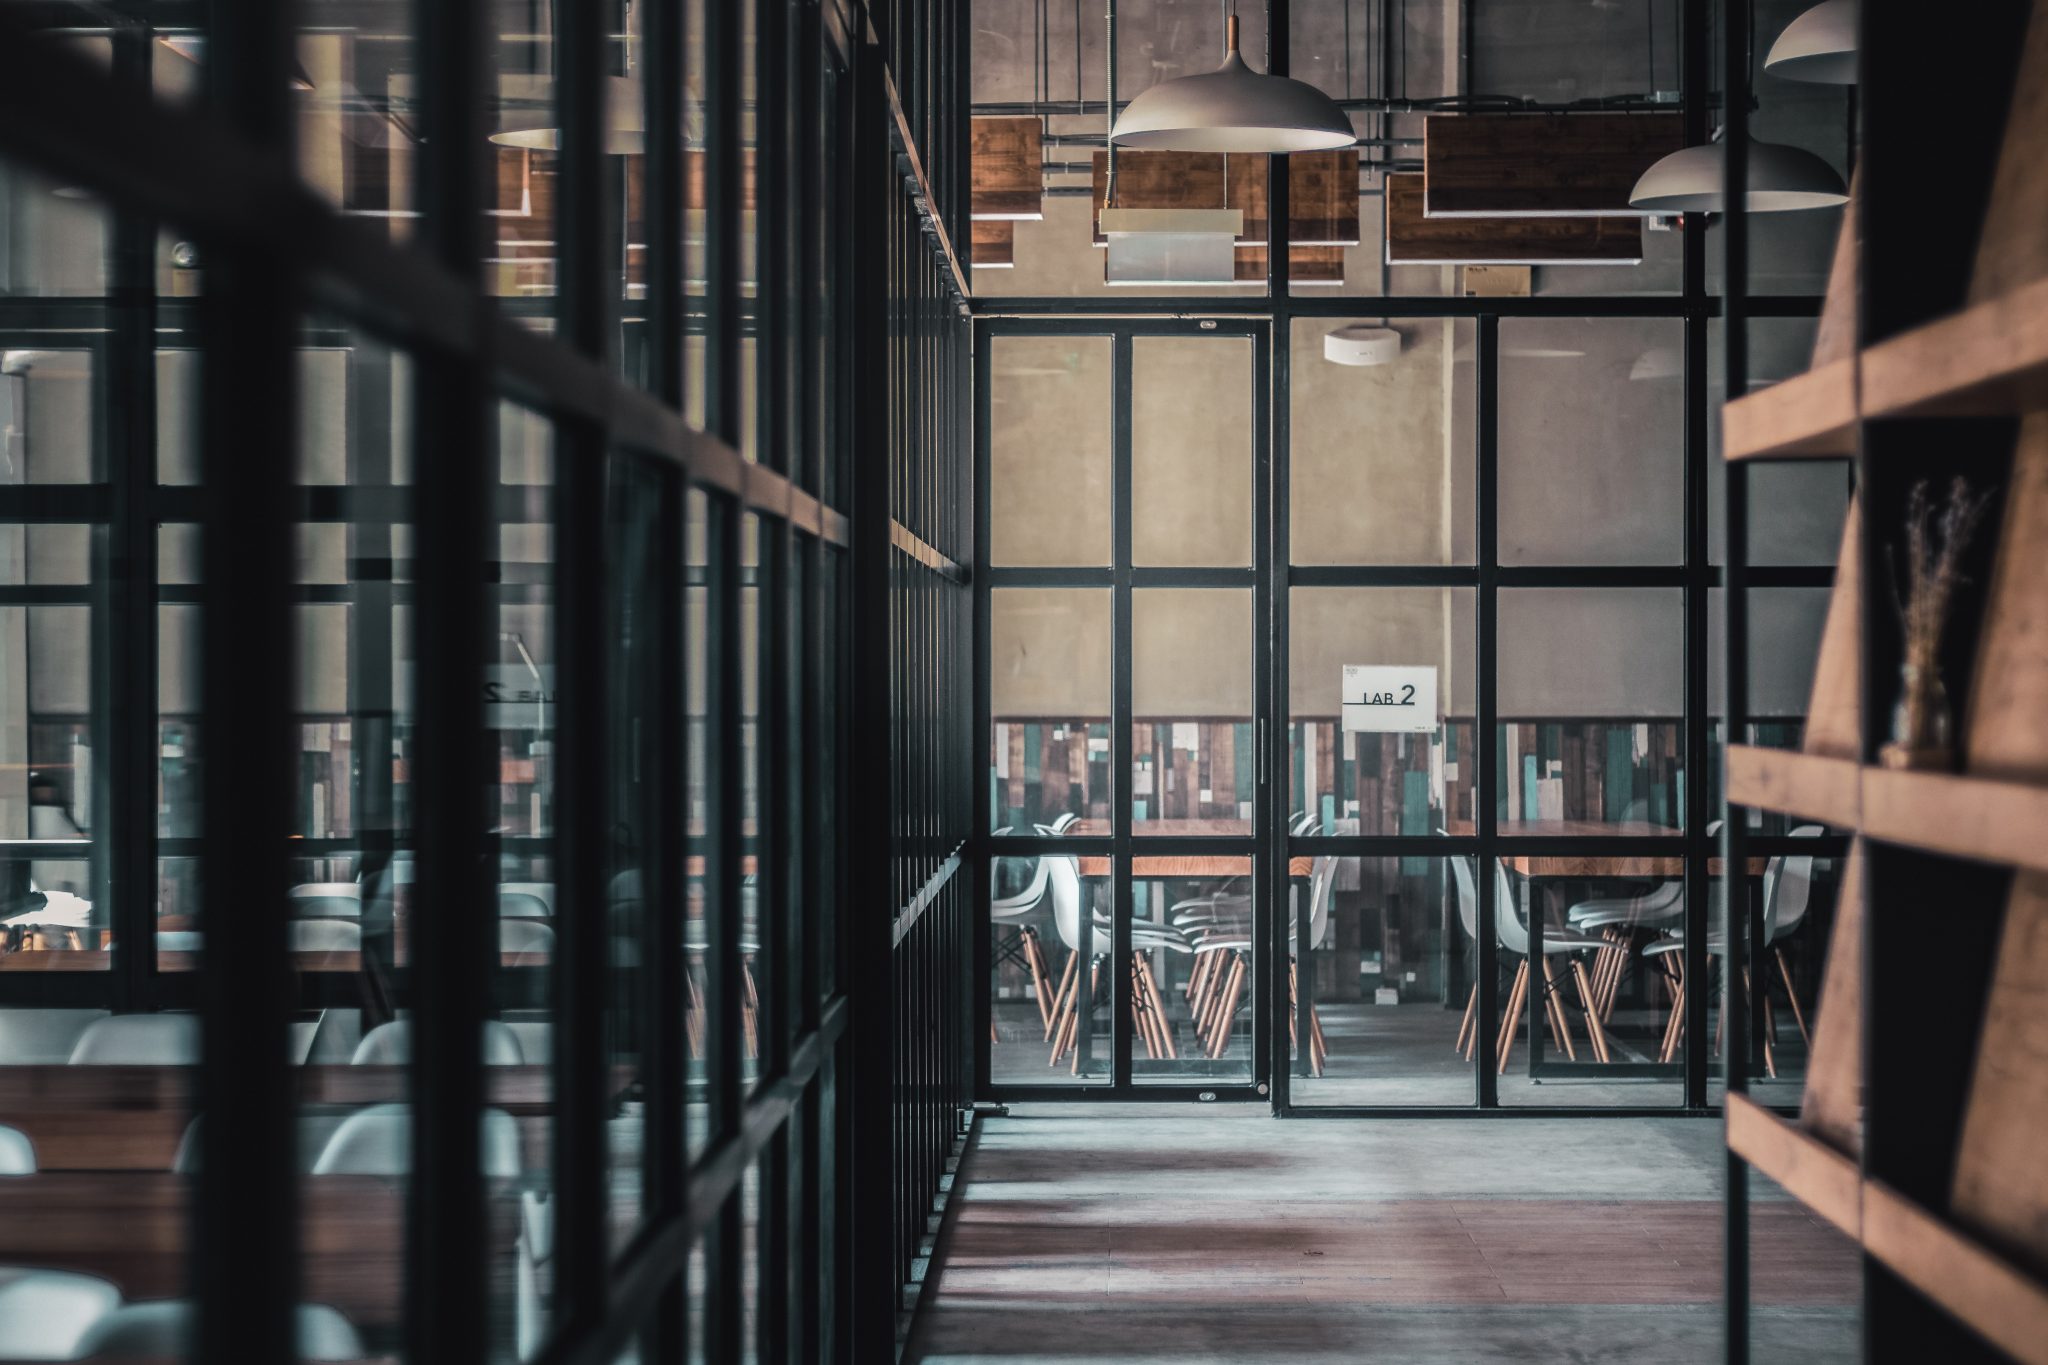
[971,218,1016,268]
[1385,174,1643,264]
[1422,113,1684,217]
[971,115,1044,221]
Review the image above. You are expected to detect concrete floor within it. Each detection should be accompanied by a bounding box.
[910,1107,1859,1364]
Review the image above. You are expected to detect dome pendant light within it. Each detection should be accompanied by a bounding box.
[1764,0,1858,85]
[1110,12,1355,154]
[1628,136,1847,214]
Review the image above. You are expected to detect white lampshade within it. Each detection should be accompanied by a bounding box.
[1110,16,1354,154]
[1765,0,1858,85]
[490,75,645,154]
[1628,138,1847,214]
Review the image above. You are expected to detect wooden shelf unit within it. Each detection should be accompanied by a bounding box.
[1723,745,1861,830]
[1724,274,2048,461]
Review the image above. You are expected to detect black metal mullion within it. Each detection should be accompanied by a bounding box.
[1259,317,1284,1109]
[1474,313,1501,1108]
[1679,0,1712,1118]
[1109,332,1133,1089]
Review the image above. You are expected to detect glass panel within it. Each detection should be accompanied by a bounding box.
[1499,319,1683,566]
[1132,589,1252,837]
[1291,857,1471,1106]
[299,0,417,239]
[1133,856,1254,1085]
[1495,857,1685,1108]
[0,347,97,485]
[1288,588,1476,836]
[0,162,107,298]
[739,514,763,1094]
[684,490,712,1157]
[990,589,1111,832]
[1498,588,1684,830]
[682,0,710,421]
[0,604,101,967]
[987,335,1112,567]
[1709,318,1852,565]
[1289,317,1474,566]
[992,851,1113,1086]
[487,0,559,310]
[1131,336,1252,566]
[495,401,555,1356]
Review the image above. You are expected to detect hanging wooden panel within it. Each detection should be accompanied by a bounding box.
[1230,245,1345,283]
[971,116,1045,220]
[1422,113,1684,217]
[1384,174,1643,264]
[971,219,1016,268]
[1091,150,1360,247]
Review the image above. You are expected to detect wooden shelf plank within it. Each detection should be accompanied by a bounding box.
[1726,745,1861,827]
[1723,358,1858,461]
[1864,274,2048,421]
[1726,1095,1862,1239]
[1863,1181,2048,1365]
[1862,768,2048,872]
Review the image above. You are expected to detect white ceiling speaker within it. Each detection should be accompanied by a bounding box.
[1110,14,1355,154]
[1765,0,1859,85]
[1628,137,1848,214]
[1324,325,1403,367]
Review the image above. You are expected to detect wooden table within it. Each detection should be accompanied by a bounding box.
[1066,819,1313,879]
[0,1065,573,1171]
[0,1171,517,1338]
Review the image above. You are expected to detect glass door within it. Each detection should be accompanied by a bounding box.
[982,319,1270,1098]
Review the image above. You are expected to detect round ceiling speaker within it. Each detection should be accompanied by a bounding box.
[1324,325,1403,367]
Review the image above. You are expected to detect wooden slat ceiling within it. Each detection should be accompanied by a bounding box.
[1422,113,1684,217]
[1385,174,1643,265]
[971,115,1045,220]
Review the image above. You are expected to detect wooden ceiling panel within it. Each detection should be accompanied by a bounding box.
[1423,113,1684,217]
[971,219,1016,268]
[972,116,1045,220]
[1092,150,1361,247]
[1385,174,1643,265]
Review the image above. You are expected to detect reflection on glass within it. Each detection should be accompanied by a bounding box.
[990,589,1110,832]
[1499,319,1683,566]
[1131,337,1251,567]
[1289,588,1476,834]
[1132,590,1251,836]
[990,851,1113,1086]
[1498,588,1683,827]
[1292,857,1471,1105]
[1289,318,1474,565]
[987,335,1111,567]
[297,1,417,240]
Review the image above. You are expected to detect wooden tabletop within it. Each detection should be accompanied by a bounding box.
[0,1065,580,1171]
[1064,820,1312,879]
[0,1171,517,1334]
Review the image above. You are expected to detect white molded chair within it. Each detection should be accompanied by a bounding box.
[67,1013,200,1065]
[0,1007,109,1063]
[500,919,557,955]
[989,840,1058,1040]
[499,890,552,919]
[288,918,363,952]
[1451,858,1609,1071]
[0,1122,35,1174]
[0,1267,123,1359]
[310,1102,524,1178]
[73,1300,364,1361]
[499,882,555,916]
[351,1018,526,1066]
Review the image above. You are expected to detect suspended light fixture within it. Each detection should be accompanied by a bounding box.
[1628,136,1847,214]
[1765,0,1858,85]
[1110,11,1354,154]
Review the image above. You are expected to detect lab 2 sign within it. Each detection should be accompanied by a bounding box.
[1341,665,1438,734]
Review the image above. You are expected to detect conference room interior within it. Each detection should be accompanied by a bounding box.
[2,0,2040,1362]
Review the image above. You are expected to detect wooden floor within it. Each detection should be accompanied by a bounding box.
[910,1106,1860,1364]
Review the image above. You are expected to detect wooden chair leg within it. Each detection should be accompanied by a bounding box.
[1045,951,1078,1042]
[1022,928,1055,1031]
[1209,956,1247,1059]
[1540,957,1578,1061]
[1570,957,1611,1064]
[1138,953,1178,1059]
[1496,960,1530,1074]
[1456,983,1478,1055]
[1775,947,1812,1048]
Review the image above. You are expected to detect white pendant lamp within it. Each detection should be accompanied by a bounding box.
[1110,13,1354,154]
[1628,137,1847,214]
[1765,0,1858,85]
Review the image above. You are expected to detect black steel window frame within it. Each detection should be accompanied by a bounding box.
[967,0,1847,1119]
[0,1,967,1362]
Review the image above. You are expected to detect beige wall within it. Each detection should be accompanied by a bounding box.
[991,589,1110,717]
[988,335,1113,566]
[1131,336,1253,566]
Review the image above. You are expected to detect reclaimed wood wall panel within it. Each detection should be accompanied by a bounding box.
[1384,174,1643,264]
[972,115,1045,220]
[1422,113,1683,217]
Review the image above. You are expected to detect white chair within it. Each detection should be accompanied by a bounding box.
[1450,858,1610,1071]
[67,1013,200,1065]
[310,1102,525,1178]
[351,1018,526,1066]
[500,919,557,956]
[1042,855,1194,1068]
[499,890,552,919]
[72,1300,364,1361]
[499,882,555,916]
[0,1122,35,1174]
[288,918,363,953]
[1176,855,1336,1070]
[0,1007,108,1063]
[0,1267,122,1359]
[288,882,363,919]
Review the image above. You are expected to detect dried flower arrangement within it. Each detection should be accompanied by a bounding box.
[1882,476,1995,770]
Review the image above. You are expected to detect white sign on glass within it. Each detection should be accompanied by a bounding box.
[1341,665,1438,734]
